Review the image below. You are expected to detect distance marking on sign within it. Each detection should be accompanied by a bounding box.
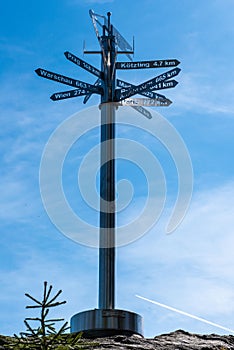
[64,51,103,79]
[35,68,103,94]
[116,59,180,70]
[117,79,168,101]
[115,67,180,101]
[117,97,172,107]
[50,88,88,101]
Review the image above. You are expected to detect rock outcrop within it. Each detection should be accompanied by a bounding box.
[1,329,234,349]
[85,330,234,349]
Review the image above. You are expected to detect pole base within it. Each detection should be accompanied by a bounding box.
[70,309,143,338]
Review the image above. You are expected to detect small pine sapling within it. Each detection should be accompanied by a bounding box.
[22,281,69,349]
[7,282,97,350]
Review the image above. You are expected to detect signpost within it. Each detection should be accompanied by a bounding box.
[35,10,181,338]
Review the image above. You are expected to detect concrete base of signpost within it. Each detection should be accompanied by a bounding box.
[70,309,143,338]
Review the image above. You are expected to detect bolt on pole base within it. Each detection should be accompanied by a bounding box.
[70,309,143,338]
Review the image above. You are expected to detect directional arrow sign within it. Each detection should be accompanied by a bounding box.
[50,88,88,101]
[115,67,181,101]
[116,59,180,69]
[117,80,178,101]
[83,78,102,104]
[35,68,103,94]
[64,51,103,79]
[118,98,172,107]
[132,106,152,119]
[117,79,168,101]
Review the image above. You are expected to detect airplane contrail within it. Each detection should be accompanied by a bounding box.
[136,294,234,334]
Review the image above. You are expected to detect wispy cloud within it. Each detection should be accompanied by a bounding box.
[0,39,34,57]
[171,71,234,116]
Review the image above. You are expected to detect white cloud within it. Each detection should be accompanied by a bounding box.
[0,39,34,57]
[171,71,234,116]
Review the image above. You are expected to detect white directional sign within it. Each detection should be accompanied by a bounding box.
[116,59,180,69]
[64,51,103,79]
[35,68,103,94]
[117,98,172,107]
[115,67,181,101]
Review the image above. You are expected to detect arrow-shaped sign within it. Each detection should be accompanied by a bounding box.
[83,78,102,104]
[116,79,169,101]
[132,106,152,119]
[35,68,103,94]
[50,88,88,101]
[117,80,178,101]
[115,67,181,101]
[116,59,180,69]
[64,51,103,79]
[118,97,172,107]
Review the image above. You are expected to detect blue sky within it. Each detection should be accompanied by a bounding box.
[1,0,234,338]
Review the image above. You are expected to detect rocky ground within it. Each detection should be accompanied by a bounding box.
[87,330,234,350]
[1,330,234,349]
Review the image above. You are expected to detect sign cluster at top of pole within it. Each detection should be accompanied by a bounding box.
[35,10,181,118]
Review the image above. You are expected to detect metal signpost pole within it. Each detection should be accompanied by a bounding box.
[99,13,116,310]
[35,9,181,338]
[70,13,142,337]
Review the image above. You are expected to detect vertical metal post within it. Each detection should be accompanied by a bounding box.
[99,104,115,309]
[38,9,144,336]
[99,13,117,310]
